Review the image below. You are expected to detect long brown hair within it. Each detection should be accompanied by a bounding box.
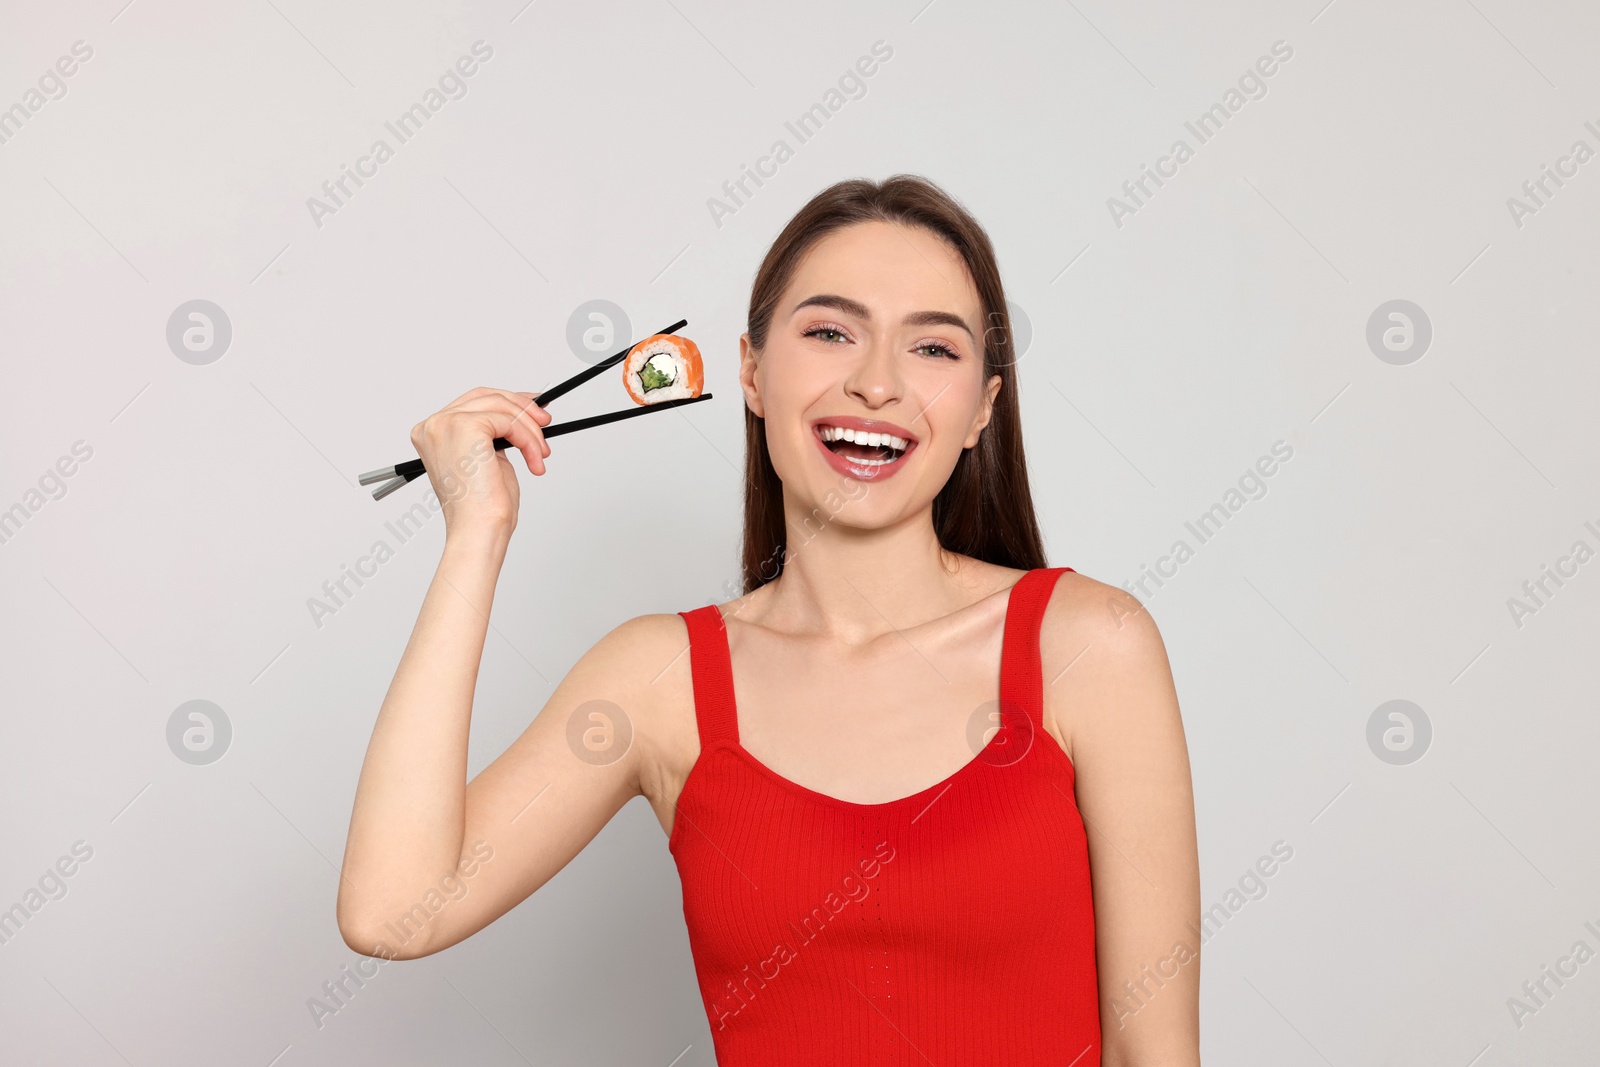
[738,173,1048,594]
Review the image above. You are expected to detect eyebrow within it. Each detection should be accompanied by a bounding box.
[791,293,975,340]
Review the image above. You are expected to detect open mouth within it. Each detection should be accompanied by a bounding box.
[814,423,915,467]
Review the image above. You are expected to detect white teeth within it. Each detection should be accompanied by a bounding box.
[818,425,911,452]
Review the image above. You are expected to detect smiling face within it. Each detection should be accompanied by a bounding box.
[739,219,1002,526]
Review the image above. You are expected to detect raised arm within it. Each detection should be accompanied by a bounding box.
[334,386,669,960]
[1045,577,1202,1066]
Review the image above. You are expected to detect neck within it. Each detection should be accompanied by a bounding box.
[752,497,998,646]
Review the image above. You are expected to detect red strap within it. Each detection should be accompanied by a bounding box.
[678,605,740,747]
[682,566,1074,748]
[999,567,1075,730]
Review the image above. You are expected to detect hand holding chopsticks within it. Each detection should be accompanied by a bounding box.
[358,319,710,500]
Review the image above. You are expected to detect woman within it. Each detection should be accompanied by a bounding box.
[337,175,1201,1065]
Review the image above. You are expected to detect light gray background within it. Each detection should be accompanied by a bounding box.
[2,1,1597,1064]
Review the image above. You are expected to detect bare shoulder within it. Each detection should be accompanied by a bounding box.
[578,610,700,804]
[588,609,693,663]
[1041,569,1168,655]
[1038,570,1178,758]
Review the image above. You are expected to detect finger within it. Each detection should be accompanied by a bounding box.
[466,388,551,433]
[450,392,547,450]
[458,404,544,467]
[441,387,552,425]
[439,385,508,411]
[510,390,552,426]
[457,397,549,473]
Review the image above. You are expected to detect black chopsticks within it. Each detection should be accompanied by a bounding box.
[358,318,708,500]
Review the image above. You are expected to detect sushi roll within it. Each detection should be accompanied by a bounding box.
[622,334,703,406]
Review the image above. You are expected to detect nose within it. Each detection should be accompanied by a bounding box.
[842,337,904,409]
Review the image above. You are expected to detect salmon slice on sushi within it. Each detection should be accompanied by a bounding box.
[623,334,704,405]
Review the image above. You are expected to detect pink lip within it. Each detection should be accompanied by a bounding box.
[811,417,918,482]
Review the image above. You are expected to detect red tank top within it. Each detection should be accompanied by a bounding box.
[669,566,1101,1065]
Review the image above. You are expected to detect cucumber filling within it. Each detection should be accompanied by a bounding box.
[637,354,678,392]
